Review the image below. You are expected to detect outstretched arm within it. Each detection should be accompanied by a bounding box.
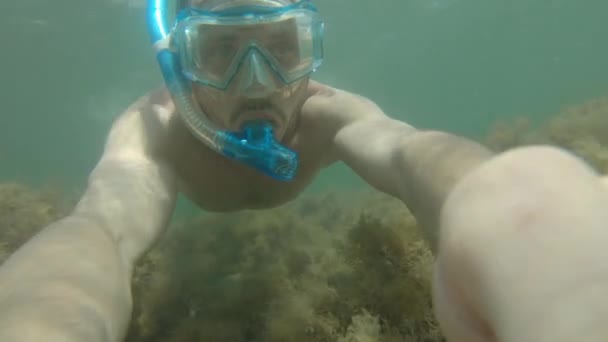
[302,82,493,251]
[0,91,177,342]
[335,117,492,252]
[303,82,608,341]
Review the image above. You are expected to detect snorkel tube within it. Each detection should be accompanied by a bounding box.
[146,0,299,181]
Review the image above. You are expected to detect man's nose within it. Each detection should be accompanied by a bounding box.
[234,50,281,98]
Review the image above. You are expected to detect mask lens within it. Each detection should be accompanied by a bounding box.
[175,8,323,89]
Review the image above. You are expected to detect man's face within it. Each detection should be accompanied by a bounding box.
[191,17,310,142]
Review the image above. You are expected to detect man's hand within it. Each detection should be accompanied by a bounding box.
[435,146,608,342]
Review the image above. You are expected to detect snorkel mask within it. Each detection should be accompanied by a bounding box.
[145,0,324,181]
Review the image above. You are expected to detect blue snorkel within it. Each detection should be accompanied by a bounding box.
[146,0,299,181]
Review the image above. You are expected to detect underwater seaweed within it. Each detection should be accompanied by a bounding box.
[0,183,69,263]
[126,191,441,342]
[485,95,608,173]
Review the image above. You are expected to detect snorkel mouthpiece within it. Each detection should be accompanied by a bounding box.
[220,121,298,181]
[145,0,299,181]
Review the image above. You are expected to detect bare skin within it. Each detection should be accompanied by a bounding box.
[168,81,336,211]
[0,80,607,342]
[435,146,608,342]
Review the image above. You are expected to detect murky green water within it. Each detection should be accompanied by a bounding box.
[1,0,607,210]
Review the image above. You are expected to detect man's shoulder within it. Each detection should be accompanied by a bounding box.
[125,86,174,114]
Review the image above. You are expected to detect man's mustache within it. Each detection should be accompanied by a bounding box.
[230,101,284,126]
